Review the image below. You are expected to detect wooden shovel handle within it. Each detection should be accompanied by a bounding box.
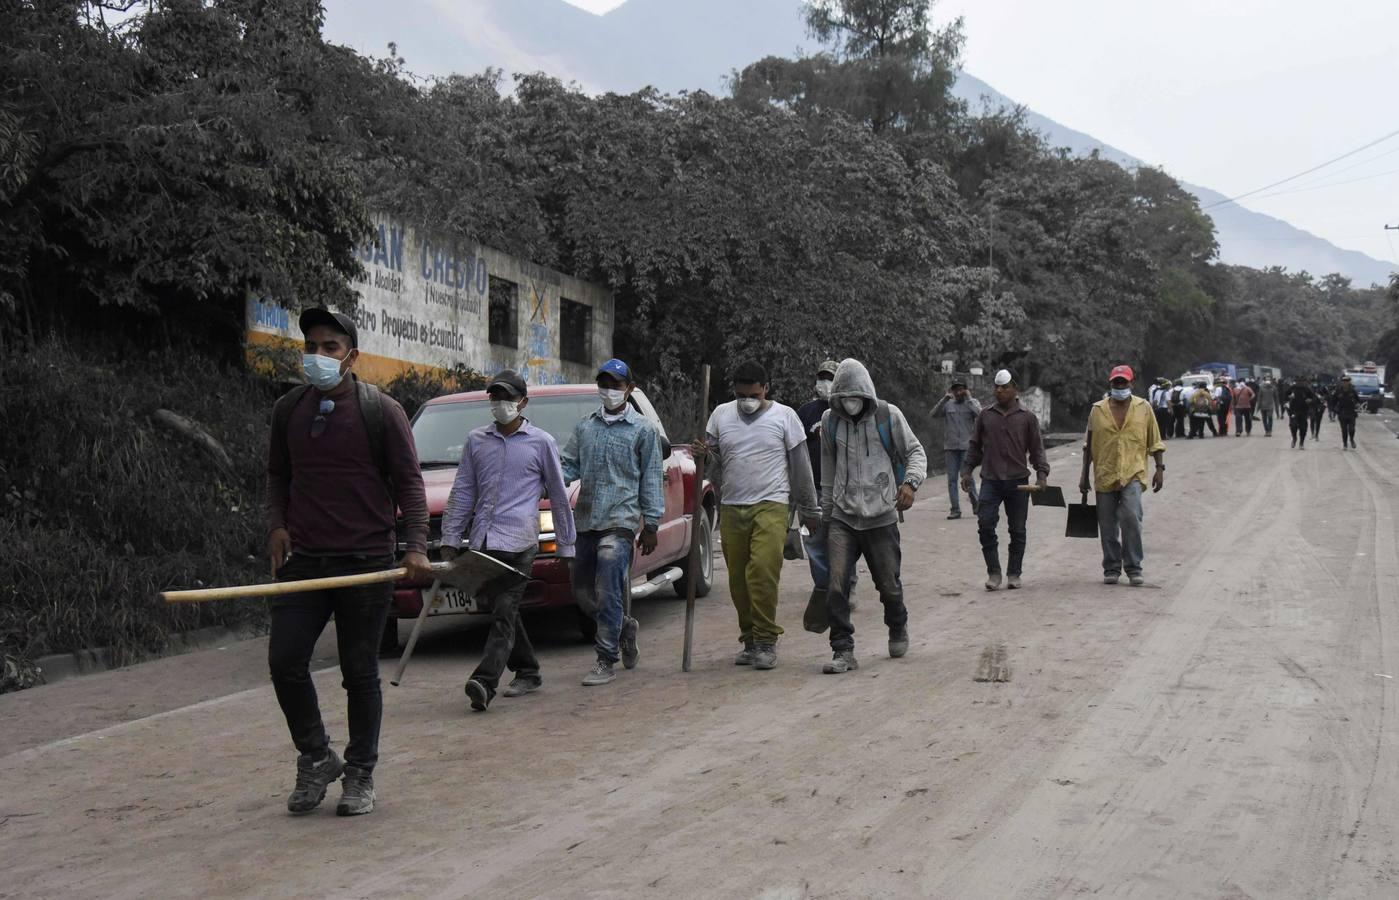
[161,567,408,603]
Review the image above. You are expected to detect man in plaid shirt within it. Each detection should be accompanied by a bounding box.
[562,359,666,686]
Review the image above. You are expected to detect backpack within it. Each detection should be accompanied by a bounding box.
[1170,386,1184,408]
[271,378,392,485]
[824,399,906,484]
[1190,390,1212,414]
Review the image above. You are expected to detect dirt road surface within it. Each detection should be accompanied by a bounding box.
[5,416,1399,899]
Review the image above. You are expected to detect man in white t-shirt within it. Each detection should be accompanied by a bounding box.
[694,360,820,670]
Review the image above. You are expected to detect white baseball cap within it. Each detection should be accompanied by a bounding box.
[994,369,1014,386]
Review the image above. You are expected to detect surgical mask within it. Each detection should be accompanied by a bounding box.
[599,388,627,411]
[842,398,864,416]
[814,381,832,400]
[1110,387,1132,401]
[737,398,762,415]
[490,400,519,425]
[302,353,344,391]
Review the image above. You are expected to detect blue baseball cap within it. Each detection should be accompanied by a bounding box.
[598,358,632,381]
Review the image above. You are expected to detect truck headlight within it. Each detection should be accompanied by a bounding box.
[539,510,555,534]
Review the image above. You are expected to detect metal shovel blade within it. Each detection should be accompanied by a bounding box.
[1017,484,1066,507]
[1066,497,1099,539]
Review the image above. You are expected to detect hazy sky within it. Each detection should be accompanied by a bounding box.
[557,0,1399,266]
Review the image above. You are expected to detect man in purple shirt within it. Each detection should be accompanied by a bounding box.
[440,369,577,711]
[266,308,430,818]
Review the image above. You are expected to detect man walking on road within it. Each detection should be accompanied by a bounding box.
[441,370,577,711]
[1335,376,1360,449]
[562,359,664,687]
[818,359,927,674]
[1188,382,1216,438]
[1214,379,1232,436]
[696,361,820,670]
[266,309,431,817]
[1150,379,1173,440]
[1309,383,1327,441]
[1256,376,1280,437]
[1170,380,1189,438]
[930,377,980,519]
[797,359,856,610]
[1079,366,1165,587]
[961,369,1050,591]
[1284,379,1317,449]
[1232,379,1256,437]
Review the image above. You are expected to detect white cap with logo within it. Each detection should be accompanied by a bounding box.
[994,369,1014,386]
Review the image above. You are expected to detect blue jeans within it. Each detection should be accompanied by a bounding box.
[977,478,1030,575]
[1097,482,1145,577]
[946,450,976,513]
[573,529,634,664]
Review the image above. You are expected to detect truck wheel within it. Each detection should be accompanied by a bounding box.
[674,506,715,599]
[379,616,399,657]
[575,607,598,643]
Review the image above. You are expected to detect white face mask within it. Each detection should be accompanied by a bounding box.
[814,380,832,400]
[302,353,344,391]
[842,398,864,416]
[737,397,762,415]
[490,400,520,425]
[599,388,627,411]
[1109,387,1132,401]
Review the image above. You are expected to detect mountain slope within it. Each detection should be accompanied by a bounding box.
[322,0,1396,286]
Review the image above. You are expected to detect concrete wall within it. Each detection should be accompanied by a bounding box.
[246,213,613,387]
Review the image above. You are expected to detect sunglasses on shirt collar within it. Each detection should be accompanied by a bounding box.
[311,399,334,438]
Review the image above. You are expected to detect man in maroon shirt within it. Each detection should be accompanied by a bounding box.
[266,308,430,818]
[960,369,1050,591]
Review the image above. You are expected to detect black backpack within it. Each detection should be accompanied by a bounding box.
[271,378,392,485]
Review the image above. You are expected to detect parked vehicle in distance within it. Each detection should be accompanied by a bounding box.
[1344,364,1384,413]
[386,384,716,646]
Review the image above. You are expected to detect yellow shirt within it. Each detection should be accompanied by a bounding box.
[1086,395,1164,492]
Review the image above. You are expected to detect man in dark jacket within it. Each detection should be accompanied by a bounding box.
[266,309,431,818]
[1335,376,1360,449]
[1283,380,1316,449]
[961,369,1049,591]
[1255,376,1281,437]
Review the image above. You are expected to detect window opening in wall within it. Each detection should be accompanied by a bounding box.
[559,298,593,365]
[488,277,518,348]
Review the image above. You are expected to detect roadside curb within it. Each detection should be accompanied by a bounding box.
[33,625,263,686]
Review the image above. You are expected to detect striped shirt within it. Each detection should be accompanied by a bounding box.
[561,406,665,534]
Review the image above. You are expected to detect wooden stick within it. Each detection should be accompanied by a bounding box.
[161,567,408,603]
[391,579,441,686]
[682,363,711,673]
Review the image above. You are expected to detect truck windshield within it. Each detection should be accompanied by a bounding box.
[1350,375,1380,389]
[412,395,601,466]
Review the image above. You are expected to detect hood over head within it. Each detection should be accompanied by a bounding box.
[829,358,877,413]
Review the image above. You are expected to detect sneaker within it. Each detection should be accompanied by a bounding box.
[888,628,909,659]
[734,641,756,665]
[620,616,640,670]
[1128,574,1145,587]
[501,676,542,698]
[753,643,778,670]
[1104,573,1121,585]
[947,511,962,520]
[985,572,1003,591]
[286,748,344,814]
[822,650,859,674]
[465,678,491,711]
[336,766,375,817]
[1006,575,1022,590]
[582,659,616,686]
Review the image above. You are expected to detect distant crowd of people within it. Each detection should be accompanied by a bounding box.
[1143,374,1364,449]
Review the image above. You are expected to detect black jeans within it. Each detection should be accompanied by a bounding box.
[1289,414,1308,446]
[1340,415,1357,445]
[469,545,540,698]
[1310,411,1323,439]
[825,520,907,652]
[1172,409,1187,438]
[269,554,394,772]
[977,477,1030,575]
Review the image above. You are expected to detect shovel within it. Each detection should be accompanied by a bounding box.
[1066,491,1099,539]
[1016,484,1066,507]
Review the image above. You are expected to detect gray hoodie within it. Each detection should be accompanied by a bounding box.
[820,359,928,530]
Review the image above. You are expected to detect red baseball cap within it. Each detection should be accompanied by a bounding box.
[1109,365,1134,382]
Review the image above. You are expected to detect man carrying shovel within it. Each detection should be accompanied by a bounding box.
[266,308,431,817]
[1079,365,1165,587]
[440,369,577,711]
[961,369,1049,591]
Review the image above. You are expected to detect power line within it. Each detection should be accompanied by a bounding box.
[1202,126,1399,210]
[1249,166,1399,202]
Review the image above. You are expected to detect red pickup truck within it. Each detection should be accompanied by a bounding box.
[386,384,716,647]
